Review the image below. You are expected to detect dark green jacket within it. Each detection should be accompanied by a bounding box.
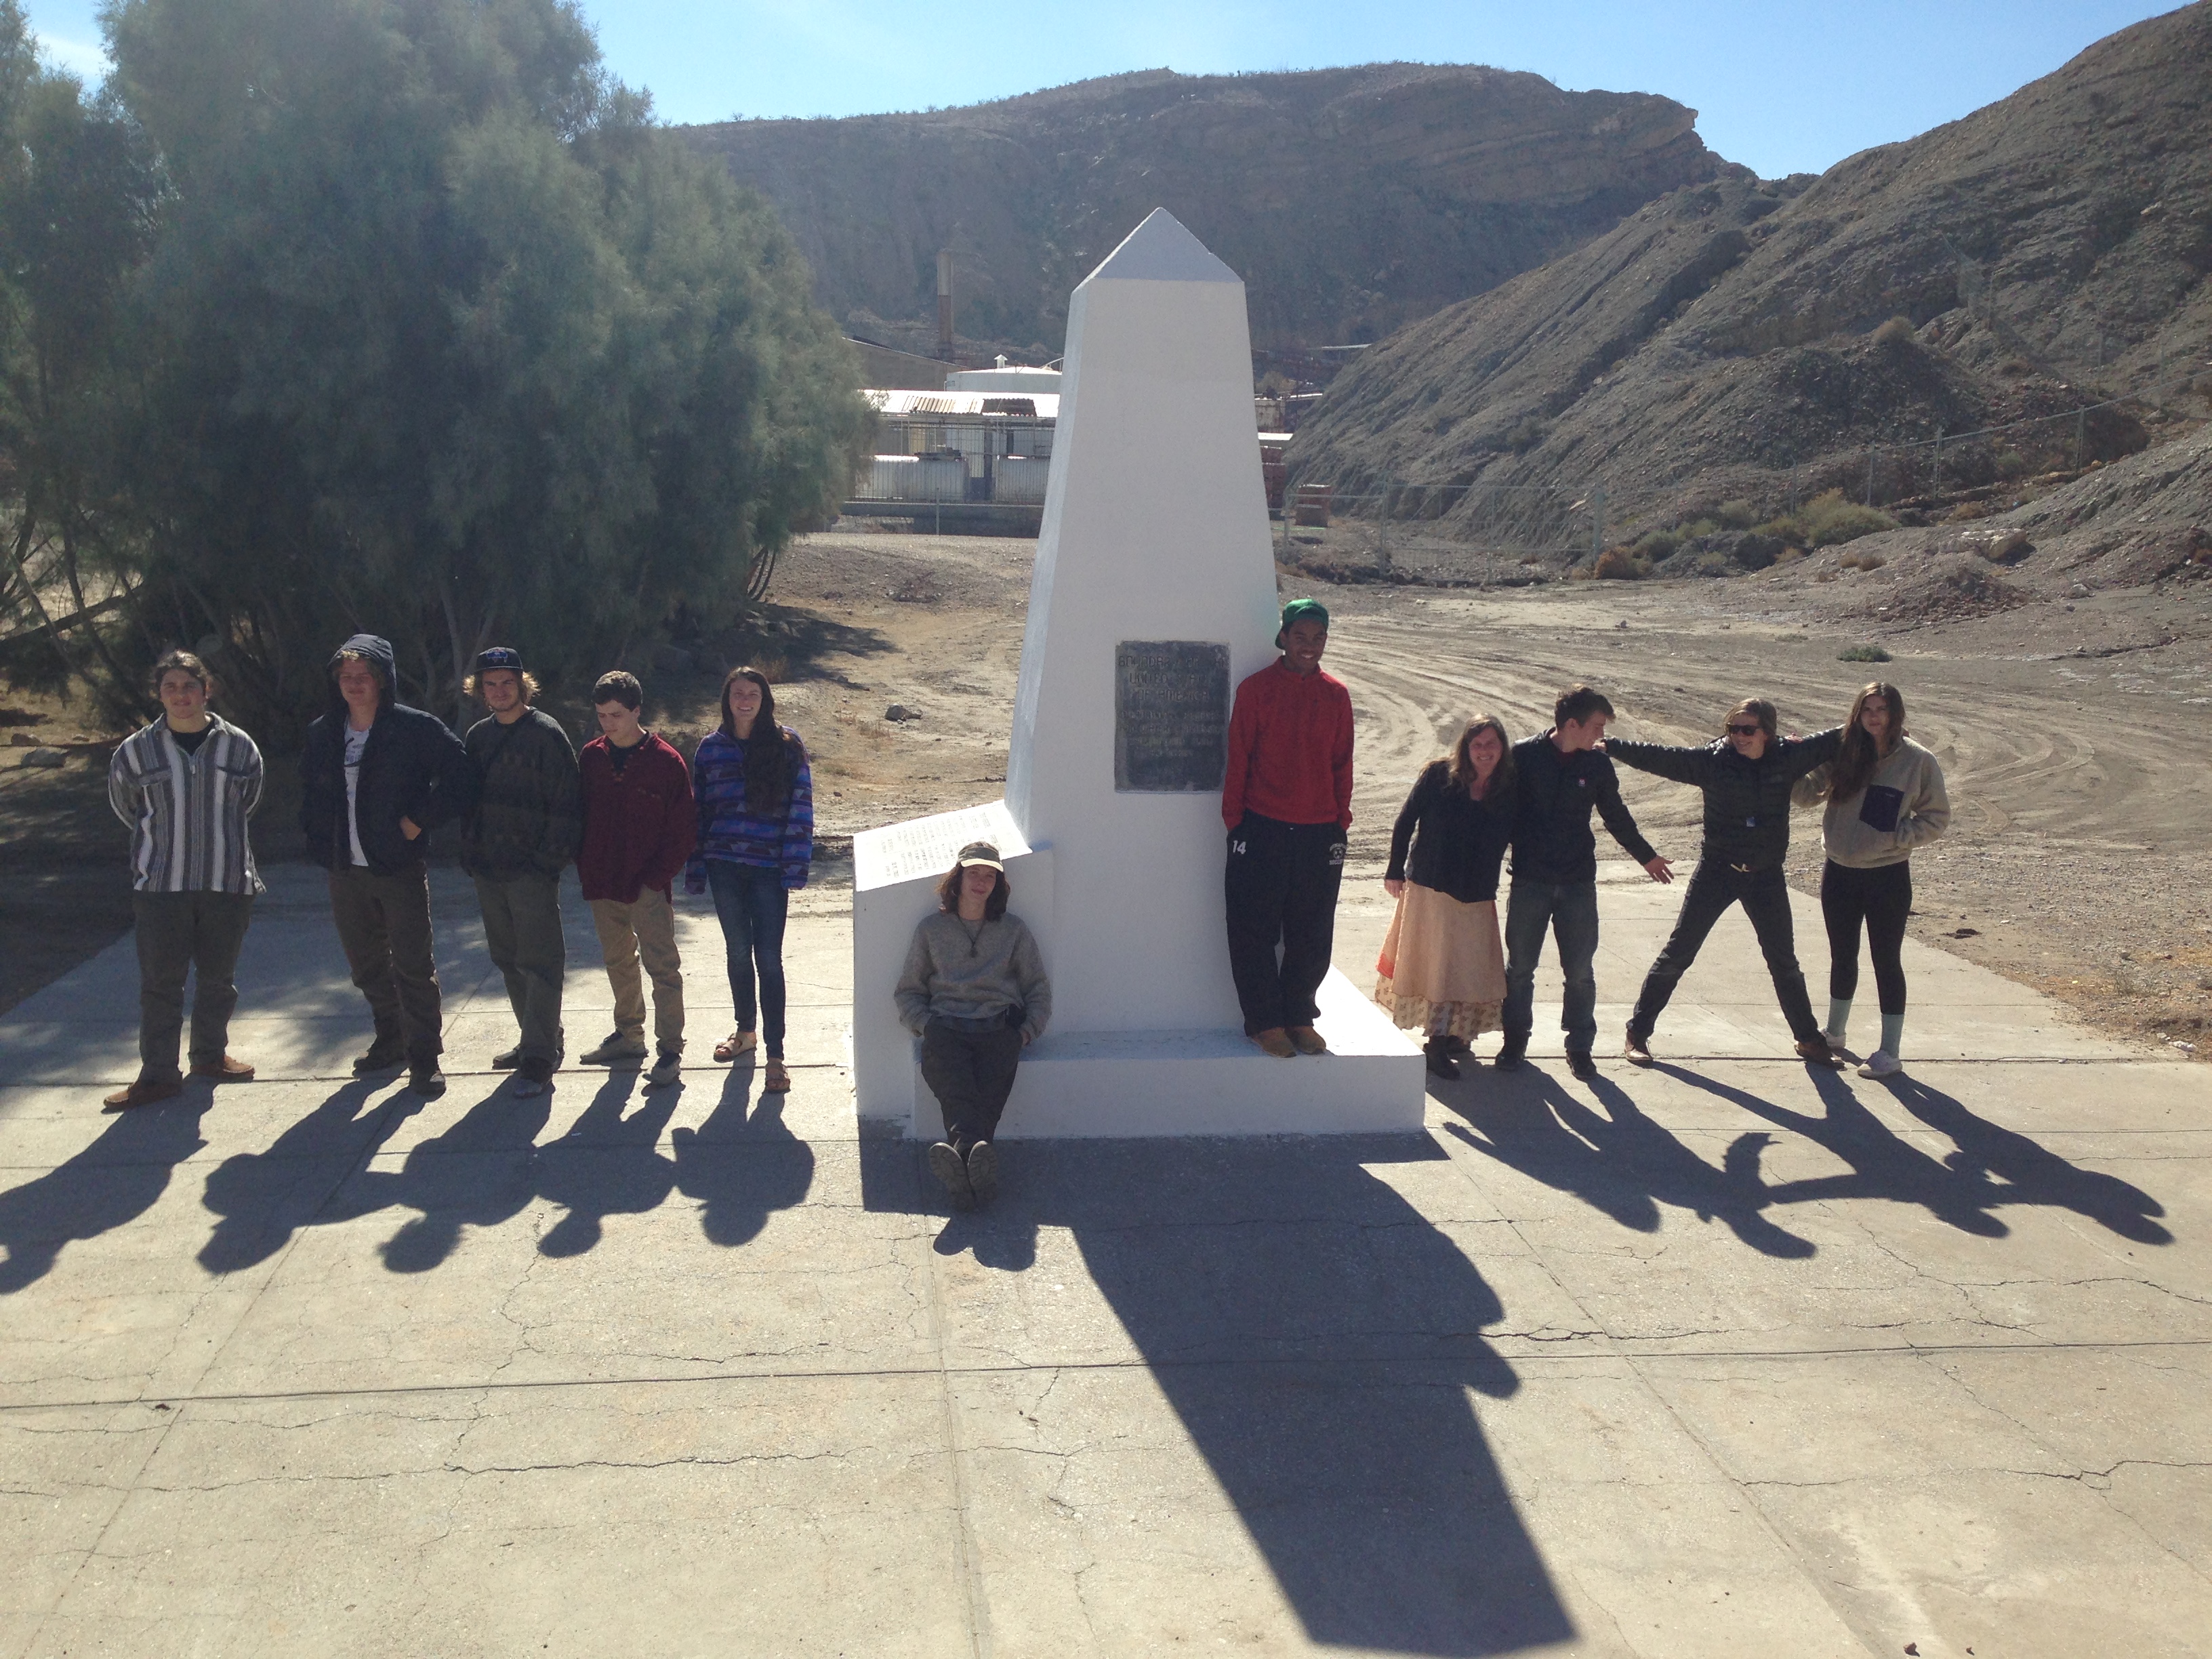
[459,709,583,879]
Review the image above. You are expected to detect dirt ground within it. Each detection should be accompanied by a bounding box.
[7,519,2209,1059]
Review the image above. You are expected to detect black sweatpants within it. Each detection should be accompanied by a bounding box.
[1224,812,1346,1036]
[1629,858,1820,1044]
[1820,859,1912,1016]
[920,1020,1023,1151]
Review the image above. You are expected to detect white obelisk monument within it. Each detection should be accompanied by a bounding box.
[852,209,1422,1136]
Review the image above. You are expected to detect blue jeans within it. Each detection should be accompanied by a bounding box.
[705,861,790,1057]
[1500,879,1601,1055]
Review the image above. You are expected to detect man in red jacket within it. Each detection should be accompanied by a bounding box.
[1223,598,1354,1058]
[577,671,696,1088]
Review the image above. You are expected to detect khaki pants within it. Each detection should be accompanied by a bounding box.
[589,887,684,1052]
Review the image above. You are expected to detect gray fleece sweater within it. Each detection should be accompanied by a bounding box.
[895,910,1054,1042]
[1792,736,1950,868]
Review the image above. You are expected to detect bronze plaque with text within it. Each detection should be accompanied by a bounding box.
[1115,640,1230,792]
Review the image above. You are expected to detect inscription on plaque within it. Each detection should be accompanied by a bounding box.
[1115,640,1230,793]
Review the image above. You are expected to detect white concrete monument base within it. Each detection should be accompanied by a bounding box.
[850,209,1424,1139]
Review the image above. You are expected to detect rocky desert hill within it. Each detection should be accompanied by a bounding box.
[682,65,1729,357]
[1290,1,2212,554]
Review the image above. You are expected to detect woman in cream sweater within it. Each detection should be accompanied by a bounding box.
[1793,682,1950,1078]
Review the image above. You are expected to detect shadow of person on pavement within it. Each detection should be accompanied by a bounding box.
[1435,1063,1815,1258]
[670,1069,815,1248]
[863,1131,1574,1657]
[0,1094,213,1293]
[1878,1069,2171,1244]
[359,1081,556,1273]
[197,1080,423,1273]
[1656,1063,2170,1245]
[533,1072,680,1257]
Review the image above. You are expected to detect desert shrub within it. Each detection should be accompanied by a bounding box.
[1716,499,1758,530]
[1798,491,1896,548]
[1634,529,1683,560]
[1734,532,1784,571]
[1872,315,1916,346]
[1838,552,1889,571]
[1694,550,1735,577]
[1593,548,1648,580]
[1839,644,1892,662]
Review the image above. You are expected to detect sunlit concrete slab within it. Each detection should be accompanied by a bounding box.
[3,842,2210,1656]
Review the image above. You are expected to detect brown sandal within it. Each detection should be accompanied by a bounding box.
[713,1030,758,1063]
[762,1059,791,1093]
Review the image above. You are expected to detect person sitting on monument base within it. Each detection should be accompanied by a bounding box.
[896,843,1052,1211]
[1222,596,1355,1059]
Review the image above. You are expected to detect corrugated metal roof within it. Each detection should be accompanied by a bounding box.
[863,389,1061,419]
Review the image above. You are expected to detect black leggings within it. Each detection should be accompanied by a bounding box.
[1820,860,1911,1015]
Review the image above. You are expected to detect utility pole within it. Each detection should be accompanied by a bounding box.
[2074,409,2087,471]
[1933,427,1943,497]
[1591,483,1606,564]
[1866,445,1877,508]
[1376,473,1393,569]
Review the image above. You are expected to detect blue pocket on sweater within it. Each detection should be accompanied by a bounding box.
[1858,785,1904,834]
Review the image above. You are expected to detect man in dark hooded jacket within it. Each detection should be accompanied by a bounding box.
[300,634,477,1097]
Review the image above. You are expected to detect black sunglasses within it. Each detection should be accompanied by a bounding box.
[1725,722,1764,737]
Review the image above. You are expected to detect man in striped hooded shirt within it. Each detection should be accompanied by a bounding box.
[103,649,265,1109]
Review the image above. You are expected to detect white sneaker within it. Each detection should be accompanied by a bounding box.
[1822,1030,1856,1061]
[1858,1049,1902,1078]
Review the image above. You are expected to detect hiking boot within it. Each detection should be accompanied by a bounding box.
[1286,1025,1328,1056]
[408,1065,447,1099]
[1795,1036,1846,1069]
[190,1054,256,1082]
[491,1045,523,1071]
[1858,1049,1904,1079]
[1423,1038,1461,1081]
[928,1141,976,1210]
[102,1076,182,1111]
[1250,1027,1298,1059]
[644,1049,683,1089]
[1623,1029,1654,1067]
[965,1140,999,1206]
[1493,1038,1526,1073]
[580,1033,649,1066]
[354,1038,406,1075]
[1566,1050,1598,1081]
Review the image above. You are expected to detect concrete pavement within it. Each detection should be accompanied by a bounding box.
[1,860,2207,1656]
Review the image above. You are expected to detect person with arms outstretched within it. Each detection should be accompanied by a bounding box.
[1606,699,1843,1068]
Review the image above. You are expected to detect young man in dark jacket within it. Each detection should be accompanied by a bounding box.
[459,647,582,1098]
[1605,698,1843,1067]
[300,634,477,1098]
[1500,685,1673,1078]
[1221,598,1354,1059]
[577,671,695,1088]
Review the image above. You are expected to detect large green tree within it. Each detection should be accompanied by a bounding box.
[100,0,867,728]
[0,2,157,704]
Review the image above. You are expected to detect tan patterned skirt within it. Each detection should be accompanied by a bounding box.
[1374,882,1507,1040]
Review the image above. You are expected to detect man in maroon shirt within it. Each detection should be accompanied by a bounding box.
[1222,598,1354,1057]
[577,671,696,1088]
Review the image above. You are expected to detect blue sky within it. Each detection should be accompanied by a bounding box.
[26,1,2177,179]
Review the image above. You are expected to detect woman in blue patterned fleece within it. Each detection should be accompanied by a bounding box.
[685,666,813,1093]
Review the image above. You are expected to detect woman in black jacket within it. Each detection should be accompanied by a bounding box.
[1376,715,1515,1079]
[1605,698,1842,1069]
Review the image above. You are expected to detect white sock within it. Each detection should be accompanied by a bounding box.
[1880,1014,1904,1059]
[1826,998,1852,1042]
